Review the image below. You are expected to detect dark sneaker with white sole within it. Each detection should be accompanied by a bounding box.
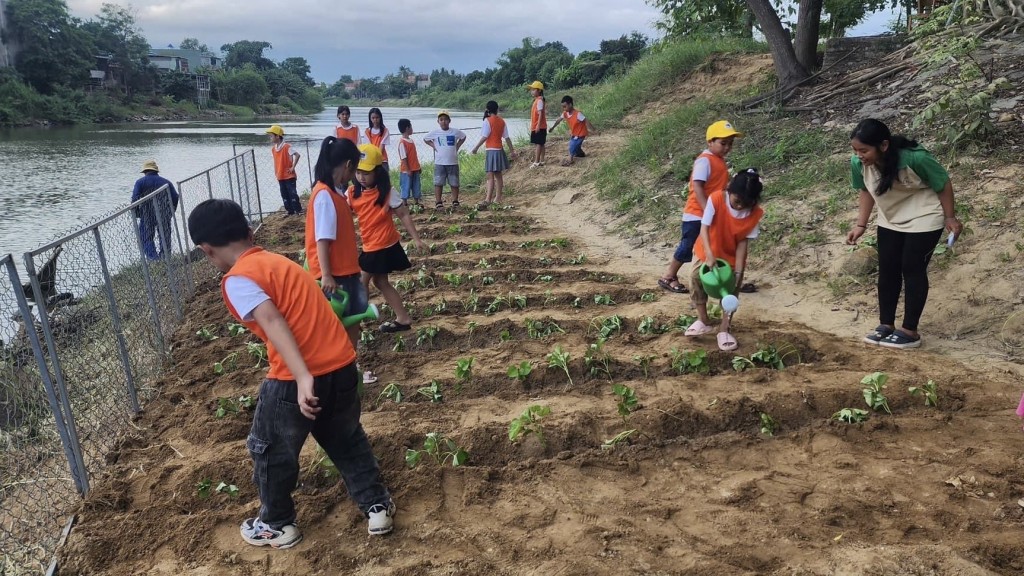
[367,501,396,535]
[878,330,922,349]
[240,518,302,549]
[863,325,895,345]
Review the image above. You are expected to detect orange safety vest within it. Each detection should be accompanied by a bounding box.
[683,151,729,219]
[335,124,359,144]
[399,138,421,173]
[484,116,507,150]
[563,110,588,138]
[271,142,296,181]
[222,247,354,380]
[305,182,360,278]
[692,191,764,268]
[530,96,547,131]
[365,127,390,162]
[347,186,401,252]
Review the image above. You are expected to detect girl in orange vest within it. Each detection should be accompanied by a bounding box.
[527,81,547,168]
[365,107,391,171]
[348,144,426,333]
[685,168,764,352]
[334,106,361,144]
[470,100,515,209]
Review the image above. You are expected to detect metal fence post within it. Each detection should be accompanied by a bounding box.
[251,150,263,224]
[206,170,214,201]
[305,139,314,188]
[23,253,91,495]
[92,228,142,414]
[227,158,237,204]
[175,179,196,293]
[131,212,168,358]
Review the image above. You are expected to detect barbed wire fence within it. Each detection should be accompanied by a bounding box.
[0,148,261,575]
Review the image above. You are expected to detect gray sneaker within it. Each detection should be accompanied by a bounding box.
[367,501,396,535]
[240,517,302,549]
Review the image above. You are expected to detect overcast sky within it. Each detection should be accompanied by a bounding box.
[67,0,663,83]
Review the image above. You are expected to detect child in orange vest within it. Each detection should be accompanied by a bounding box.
[334,106,362,144]
[684,168,764,351]
[527,81,547,168]
[266,125,302,215]
[187,198,395,550]
[470,100,515,208]
[548,95,595,166]
[659,120,741,294]
[396,119,422,208]
[365,107,391,171]
[348,144,426,333]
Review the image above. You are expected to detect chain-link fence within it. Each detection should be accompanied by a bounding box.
[0,148,260,575]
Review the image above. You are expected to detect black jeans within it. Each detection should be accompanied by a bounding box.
[247,362,390,528]
[278,178,302,214]
[876,226,943,332]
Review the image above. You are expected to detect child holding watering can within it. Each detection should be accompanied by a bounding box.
[685,168,764,351]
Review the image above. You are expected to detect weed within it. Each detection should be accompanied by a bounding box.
[392,335,406,352]
[416,326,439,348]
[508,405,551,444]
[908,379,938,407]
[612,383,639,419]
[455,357,475,382]
[507,361,533,383]
[632,354,654,379]
[246,342,268,368]
[601,429,637,450]
[832,408,869,423]
[861,372,891,414]
[670,348,709,375]
[546,345,574,389]
[405,432,469,468]
[417,380,444,403]
[377,382,403,404]
[584,338,613,379]
[213,352,239,375]
[196,326,218,341]
[759,413,778,436]
[594,294,615,306]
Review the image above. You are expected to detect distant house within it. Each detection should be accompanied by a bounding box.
[416,74,431,90]
[344,80,361,93]
[149,48,222,73]
[89,54,121,90]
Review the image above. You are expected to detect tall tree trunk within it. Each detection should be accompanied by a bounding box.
[795,0,825,72]
[745,0,809,89]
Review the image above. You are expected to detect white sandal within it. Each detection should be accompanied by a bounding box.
[684,320,716,337]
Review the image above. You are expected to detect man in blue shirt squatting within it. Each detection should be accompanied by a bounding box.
[131,160,180,260]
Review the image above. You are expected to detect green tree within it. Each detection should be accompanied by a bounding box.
[82,3,154,97]
[5,0,94,93]
[179,37,210,52]
[599,32,650,63]
[279,57,314,86]
[218,69,269,108]
[160,70,195,102]
[220,40,275,70]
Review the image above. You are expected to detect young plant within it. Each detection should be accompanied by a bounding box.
[417,380,443,403]
[466,321,477,346]
[601,429,636,450]
[214,395,254,418]
[196,478,213,499]
[571,297,583,308]
[594,294,615,306]
[674,314,699,331]
[749,343,801,370]
[466,289,480,313]
[447,224,463,235]
[392,335,406,352]
[546,345,574,389]
[215,482,240,498]
[227,323,247,337]
[195,327,218,341]
[405,432,469,468]
[525,318,565,339]
[568,253,587,265]
[507,361,533,383]
[213,352,239,375]
[308,444,340,479]
[443,273,463,287]
[455,357,475,382]
[510,292,527,309]
[612,383,639,419]
[499,329,512,342]
[417,267,435,288]
[416,326,439,348]
[632,354,654,379]
[759,412,778,436]
[908,379,939,407]
[594,315,623,339]
[543,290,557,307]
[394,278,414,291]
[246,342,268,368]
[832,408,870,423]
[377,382,403,404]
[508,405,551,444]
[861,371,892,414]
[584,338,612,380]
[639,292,656,303]
[482,275,496,285]
[360,330,376,345]
[637,316,668,335]
[476,257,491,269]
[670,348,709,375]
[433,298,448,315]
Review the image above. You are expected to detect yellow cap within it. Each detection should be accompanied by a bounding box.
[141,160,159,173]
[265,124,284,137]
[527,80,544,90]
[357,144,383,172]
[436,110,451,119]
[706,120,742,141]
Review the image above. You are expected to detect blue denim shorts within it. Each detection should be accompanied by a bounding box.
[673,220,702,263]
[400,171,422,200]
[334,274,368,315]
[568,136,585,157]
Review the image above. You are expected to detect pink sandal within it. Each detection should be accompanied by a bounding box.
[684,320,716,337]
[717,332,738,351]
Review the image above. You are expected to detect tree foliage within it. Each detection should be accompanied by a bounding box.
[5,0,95,93]
[220,40,275,70]
[179,37,210,52]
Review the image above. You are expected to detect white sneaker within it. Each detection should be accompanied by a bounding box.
[240,517,302,549]
[367,501,396,535]
[529,162,540,168]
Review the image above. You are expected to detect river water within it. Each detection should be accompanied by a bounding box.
[0,106,529,259]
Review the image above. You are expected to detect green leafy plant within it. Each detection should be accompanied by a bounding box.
[674,314,698,331]
[482,275,496,285]
[507,361,533,383]
[476,257,491,269]
[416,326,439,348]
[227,323,247,337]
[392,335,406,352]
[584,338,612,379]
[196,478,213,499]
[405,432,469,468]
[246,342,268,368]
[612,384,639,419]
[546,345,574,389]
[670,348,709,375]
[568,253,588,265]
[640,292,656,303]
[466,321,478,346]
[417,380,443,403]
[543,290,557,307]
[447,224,463,234]
[861,372,891,414]
[308,444,340,479]
[216,482,240,498]
[195,327,218,341]
[360,330,376,345]
[433,298,448,315]
[525,318,565,339]
[832,408,870,423]
[417,267,435,288]
[455,357,475,382]
[632,354,654,379]
[499,329,512,342]
[444,273,464,287]
[213,395,254,418]
[571,297,583,308]
[466,289,480,313]
[213,352,239,375]
[535,274,554,282]
[394,278,414,291]
[908,379,938,407]
[601,429,636,449]
[508,405,551,444]
[377,382,403,404]
[759,412,778,436]
[637,316,668,335]
[595,315,623,339]
[594,294,615,306]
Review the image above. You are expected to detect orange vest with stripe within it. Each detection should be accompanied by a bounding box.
[484,116,506,149]
[530,96,547,131]
[365,128,390,162]
[335,125,359,144]
[271,143,296,181]
[304,182,360,278]
[563,110,588,138]
[693,191,764,268]
[399,138,420,173]
[347,186,401,252]
[221,247,354,380]
[684,151,729,219]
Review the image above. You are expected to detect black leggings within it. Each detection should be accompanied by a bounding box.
[876,226,943,332]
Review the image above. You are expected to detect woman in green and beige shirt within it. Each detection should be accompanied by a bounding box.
[845,119,963,350]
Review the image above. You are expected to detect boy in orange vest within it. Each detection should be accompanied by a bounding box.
[548,95,595,166]
[658,120,741,294]
[396,118,422,208]
[684,169,764,351]
[266,125,303,215]
[527,81,547,168]
[188,199,396,549]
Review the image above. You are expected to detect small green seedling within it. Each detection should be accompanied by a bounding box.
[196,327,218,341]
[196,478,213,499]
[640,292,656,303]
[674,314,698,331]
[601,429,636,449]
[507,361,533,383]
[908,379,938,407]
[571,297,583,308]
[447,224,463,234]
[546,345,574,389]
[832,408,870,423]
[417,380,443,403]
[416,326,439,348]
[568,253,587,265]
[525,318,565,339]
[499,329,512,342]
[595,315,623,339]
[633,354,654,379]
[612,384,639,419]
[543,290,556,307]
[213,352,239,375]
[394,278,414,291]
[759,412,778,436]
[405,432,469,468]
[511,293,527,309]
[670,348,709,375]
[476,257,491,269]
[584,338,612,380]
[246,342,268,368]
[227,323,247,337]
[637,316,668,335]
[455,357,475,382]
[751,344,801,370]
[215,482,240,498]
[508,405,551,444]
[214,395,254,418]
[392,335,406,352]
[377,382,403,404]
[417,267,435,288]
[444,273,463,287]
[308,443,340,479]
[466,289,480,313]
[861,372,891,414]
[360,330,376,345]
[466,321,478,346]
[594,294,615,306]
[482,275,496,285]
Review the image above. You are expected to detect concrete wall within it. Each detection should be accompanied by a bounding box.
[823,35,909,74]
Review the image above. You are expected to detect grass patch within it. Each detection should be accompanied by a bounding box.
[218,104,256,118]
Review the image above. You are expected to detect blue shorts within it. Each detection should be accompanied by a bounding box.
[400,171,422,200]
[568,136,586,158]
[333,274,368,316]
[673,220,702,263]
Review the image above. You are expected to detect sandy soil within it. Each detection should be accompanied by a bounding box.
[57,57,1024,575]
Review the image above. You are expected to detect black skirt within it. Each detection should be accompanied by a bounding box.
[359,241,412,274]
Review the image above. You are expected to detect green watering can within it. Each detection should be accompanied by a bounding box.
[698,259,737,300]
[328,288,380,328]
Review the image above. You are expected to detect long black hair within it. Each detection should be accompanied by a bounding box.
[314,136,360,189]
[368,107,387,135]
[850,119,919,195]
[352,165,392,208]
[484,100,498,120]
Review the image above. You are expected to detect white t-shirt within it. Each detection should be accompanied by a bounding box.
[385,187,403,208]
[224,276,269,321]
[683,151,714,223]
[702,194,760,239]
[424,128,466,166]
[479,119,510,150]
[312,189,340,241]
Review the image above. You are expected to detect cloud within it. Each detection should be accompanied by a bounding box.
[67,0,661,82]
